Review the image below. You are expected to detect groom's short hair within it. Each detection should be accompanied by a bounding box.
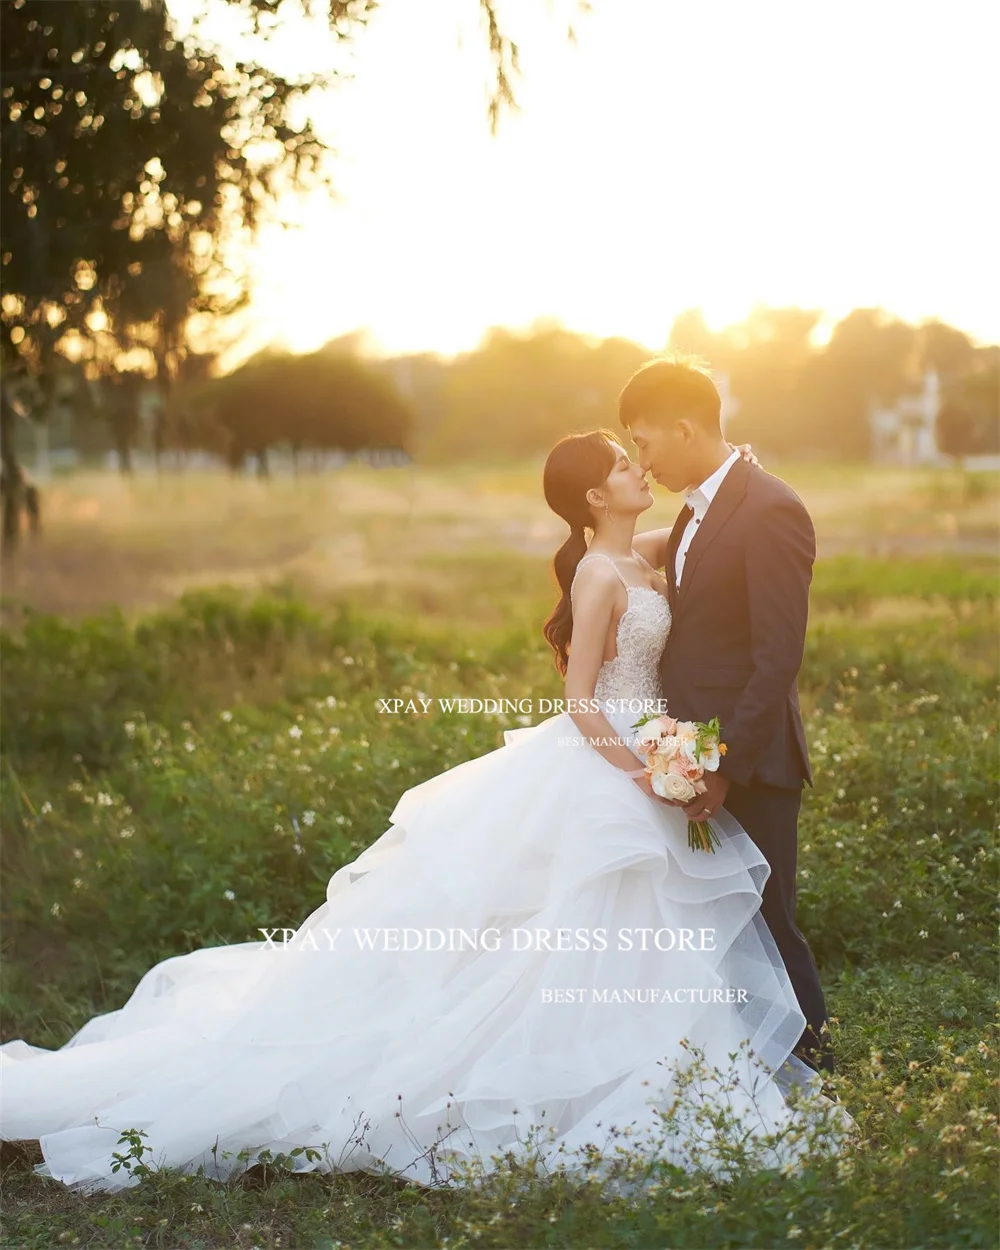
[618,354,721,432]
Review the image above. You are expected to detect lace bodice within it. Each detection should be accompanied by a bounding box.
[569,550,672,729]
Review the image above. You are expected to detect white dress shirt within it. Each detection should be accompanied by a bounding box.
[674,447,742,588]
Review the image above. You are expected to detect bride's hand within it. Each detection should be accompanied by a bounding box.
[731,442,760,468]
[630,772,674,805]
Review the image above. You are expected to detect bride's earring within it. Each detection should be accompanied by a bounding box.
[603,500,612,520]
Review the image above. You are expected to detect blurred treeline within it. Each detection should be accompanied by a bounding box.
[161,306,995,466]
[1,0,996,487]
[668,306,999,462]
[11,307,998,474]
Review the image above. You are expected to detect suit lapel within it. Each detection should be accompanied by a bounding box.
[676,456,751,609]
[664,503,692,615]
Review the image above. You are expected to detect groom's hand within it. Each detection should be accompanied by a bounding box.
[731,442,760,468]
[683,772,731,822]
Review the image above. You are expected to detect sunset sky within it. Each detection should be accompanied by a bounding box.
[170,0,999,363]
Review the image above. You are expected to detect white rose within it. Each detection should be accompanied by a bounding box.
[675,721,698,742]
[656,735,683,761]
[651,771,697,803]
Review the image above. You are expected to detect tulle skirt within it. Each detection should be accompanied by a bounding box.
[0,709,853,1194]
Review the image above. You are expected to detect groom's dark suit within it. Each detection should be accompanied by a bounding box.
[658,455,832,1072]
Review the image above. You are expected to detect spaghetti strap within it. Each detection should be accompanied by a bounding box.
[571,552,630,594]
[632,548,658,574]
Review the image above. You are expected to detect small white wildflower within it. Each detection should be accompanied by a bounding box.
[302,811,316,827]
[390,759,400,769]
[73,849,83,860]
[41,801,52,815]
[224,889,236,901]
[72,877,83,889]
[335,815,346,825]
[342,655,355,665]
[97,792,113,806]
[184,739,196,753]
[835,840,844,849]
[328,726,340,736]
[956,913,965,922]
[893,899,902,909]
[293,843,304,855]
[119,826,134,838]
[124,721,136,737]
[919,929,929,938]
[288,725,303,739]
[274,824,283,833]
[220,710,233,723]
[50,902,61,916]
[325,696,337,708]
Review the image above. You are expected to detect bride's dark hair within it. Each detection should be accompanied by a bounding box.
[542,428,624,676]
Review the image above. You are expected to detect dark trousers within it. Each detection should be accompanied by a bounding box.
[723,780,833,1075]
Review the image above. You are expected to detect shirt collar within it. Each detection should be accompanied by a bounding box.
[685,446,741,518]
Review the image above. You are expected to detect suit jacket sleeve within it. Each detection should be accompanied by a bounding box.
[718,495,815,788]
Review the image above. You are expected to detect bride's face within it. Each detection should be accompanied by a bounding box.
[591,440,654,519]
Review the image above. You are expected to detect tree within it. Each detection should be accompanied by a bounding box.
[170,344,415,469]
[936,348,1000,463]
[801,309,919,459]
[700,306,822,455]
[916,319,976,384]
[0,0,543,542]
[423,322,648,461]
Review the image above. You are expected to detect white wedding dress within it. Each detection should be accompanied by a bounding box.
[0,550,852,1194]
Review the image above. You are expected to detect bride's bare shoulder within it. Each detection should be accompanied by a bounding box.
[570,555,623,606]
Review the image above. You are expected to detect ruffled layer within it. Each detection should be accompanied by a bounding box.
[1,711,851,1193]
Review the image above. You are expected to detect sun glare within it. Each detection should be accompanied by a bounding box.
[182,0,998,365]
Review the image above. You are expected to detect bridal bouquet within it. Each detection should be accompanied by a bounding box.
[630,713,727,853]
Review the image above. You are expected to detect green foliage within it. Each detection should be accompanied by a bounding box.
[1,0,357,377]
[1,557,997,1246]
[673,306,995,462]
[174,344,416,465]
[936,350,1000,459]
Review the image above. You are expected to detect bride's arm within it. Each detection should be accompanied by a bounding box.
[632,529,671,571]
[564,565,654,781]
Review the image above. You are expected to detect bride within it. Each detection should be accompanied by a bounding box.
[0,430,853,1195]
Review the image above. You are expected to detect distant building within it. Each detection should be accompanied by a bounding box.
[869,370,947,467]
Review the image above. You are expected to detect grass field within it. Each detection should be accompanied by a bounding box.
[0,462,997,1248]
[1,460,997,626]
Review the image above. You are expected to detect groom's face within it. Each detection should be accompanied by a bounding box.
[627,416,697,494]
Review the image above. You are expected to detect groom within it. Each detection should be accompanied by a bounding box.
[618,355,833,1076]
